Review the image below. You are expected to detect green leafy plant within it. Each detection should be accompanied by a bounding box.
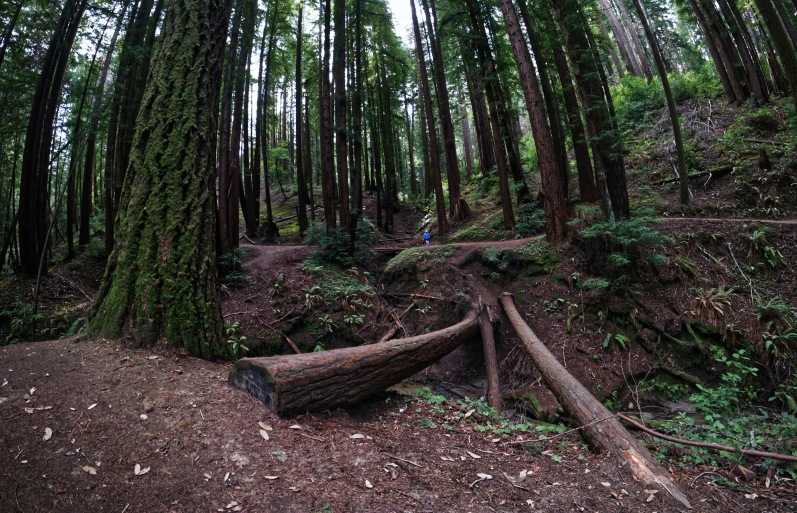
[225,321,249,357]
[744,223,785,268]
[0,299,46,344]
[692,286,733,327]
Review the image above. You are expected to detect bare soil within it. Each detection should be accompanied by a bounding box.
[2,335,789,513]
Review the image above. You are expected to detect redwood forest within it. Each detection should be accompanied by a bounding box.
[1,0,797,509]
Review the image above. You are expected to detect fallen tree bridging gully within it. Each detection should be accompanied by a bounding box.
[229,307,480,415]
[499,293,692,509]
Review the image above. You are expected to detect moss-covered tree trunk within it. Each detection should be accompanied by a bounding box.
[89,0,233,357]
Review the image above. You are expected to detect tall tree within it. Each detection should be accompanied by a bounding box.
[754,0,797,109]
[498,0,567,241]
[0,0,25,73]
[18,0,88,276]
[632,0,689,205]
[295,2,308,233]
[410,0,447,236]
[89,0,234,355]
[333,0,349,230]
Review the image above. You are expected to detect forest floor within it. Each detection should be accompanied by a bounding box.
[2,99,797,512]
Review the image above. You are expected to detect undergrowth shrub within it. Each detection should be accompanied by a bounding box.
[516,201,546,237]
[218,246,252,287]
[580,208,670,287]
[304,218,376,267]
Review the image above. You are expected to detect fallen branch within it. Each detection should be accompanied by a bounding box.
[378,301,417,343]
[380,450,423,468]
[618,414,797,462]
[499,293,691,509]
[256,315,302,354]
[479,297,502,412]
[653,165,733,185]
[383,292,447,301]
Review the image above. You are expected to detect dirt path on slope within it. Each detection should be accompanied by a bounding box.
[661,217,797,225]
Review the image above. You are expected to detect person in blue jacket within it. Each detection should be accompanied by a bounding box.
[423,230,431,247]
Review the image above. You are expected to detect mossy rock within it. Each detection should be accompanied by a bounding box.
[383,245,458,281]
[526,252,563,277]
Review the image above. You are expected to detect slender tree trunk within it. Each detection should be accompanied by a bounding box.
[89,0,233,356]
[419,97,432,199]
[19,0,88,276]
[262,0,281,237]
[687,0,737,102]
[81,2,129,247]
[404,98,417,196]
[332,0,349,230]
[295,5,308,233]
[350,0,363,238]
[499,0,566,241]
[611,0,653,81]
[597,0,639,76]
[411,0,447,236]
[420,0,462,216]
[459,99,474,184]
[0,135,19,269]
[0,0,25,73]
[320,0,336,231]
[754,0,797,108]
[544,14,597,202]
[631,0,689,205]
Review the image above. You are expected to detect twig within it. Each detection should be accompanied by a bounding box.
[727,242,754,303]
[618,414,797,462]
[469,475,490,488]
[502,472,532,492]
[298,432,325,442]
[256,315,301,354]
[380,450,423,468]
[15,483,25,513]
[689,471,723,488]
[383,292,446,301]
[121,504,129,513]
[503,416,616,445]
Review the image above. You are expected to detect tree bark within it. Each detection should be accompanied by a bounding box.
[500,294,691,509]
[19,0,88,276]
[333,0,349,230]
[229,308,479,415]
[420,0,462,216]
[0,0,25,73]
[479,300,502,412]
[754,0,797,109]
[499,0,566,241]
[411,0,447,237]
[89,0,232,357]
[81,2,129,246]
[631,0,689,205]
[295,4,308,233]
[320,0,336,231]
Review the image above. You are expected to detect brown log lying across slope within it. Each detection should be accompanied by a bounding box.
[653,165,732,185]
[229,307,479,415]
[499,293,691,509]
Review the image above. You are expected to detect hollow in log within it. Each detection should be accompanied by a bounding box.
[229,307,479,415]
[499,293,691,509]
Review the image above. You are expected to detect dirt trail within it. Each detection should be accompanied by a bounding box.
[0,337,747,512]
[661,217,797,225]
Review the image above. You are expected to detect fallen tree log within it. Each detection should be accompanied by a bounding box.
[499,293,691,509]
[653,165,732,185]
[479,298,502,412]
[229,307,480,415]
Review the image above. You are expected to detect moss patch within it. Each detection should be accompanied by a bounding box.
[384,245,458,280]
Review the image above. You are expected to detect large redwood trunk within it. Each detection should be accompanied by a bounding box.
[229,309,479,415]
[499,0,566,241]
[500,294,691,508]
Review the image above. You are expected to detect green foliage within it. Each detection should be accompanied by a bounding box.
[516,202,546,237]
[384,244,457,277]
[304,219,376,267]
[482,247,509,272]
[225,321,249,358]
[692,286,733,327]
[580,209,670,282]
[744,223,785,268]
[297,260,376,308]
[219,247,252,288]
[613,70,722,132]
[0,299,46,344]
[653,350,797,475]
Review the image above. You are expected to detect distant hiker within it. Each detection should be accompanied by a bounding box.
[423,230,431,247]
